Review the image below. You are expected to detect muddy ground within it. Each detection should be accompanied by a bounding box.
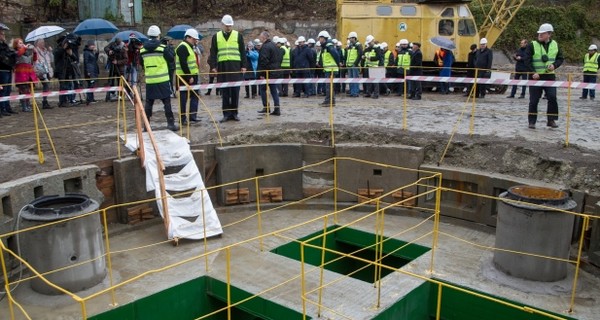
[0,82,599,195]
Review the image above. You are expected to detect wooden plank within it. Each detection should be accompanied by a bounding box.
[357,188,384,203]
[225,187,250,205]
[260,187,283,203]
[392,190,416,207]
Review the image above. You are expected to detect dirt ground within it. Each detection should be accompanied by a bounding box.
[1,80,599,195]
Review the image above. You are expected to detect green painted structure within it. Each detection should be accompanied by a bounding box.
[271,225,431,283]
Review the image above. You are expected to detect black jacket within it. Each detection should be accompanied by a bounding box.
[292,45,315,70]
[409,49,423,76]
[258,39,282,79]
[0,41,15,71]
[83,47,99,78]
[474,48,493,70]
[53,46,78,79]
[514,46,527,72]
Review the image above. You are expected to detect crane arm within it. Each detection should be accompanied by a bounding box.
[477,0,526,46]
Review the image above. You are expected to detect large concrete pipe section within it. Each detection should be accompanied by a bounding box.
[493,185,576,282]
[19,194,106,295]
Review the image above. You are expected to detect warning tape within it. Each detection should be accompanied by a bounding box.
[0,86,122,102]
[178,76,600,91]
[1,75,597,102]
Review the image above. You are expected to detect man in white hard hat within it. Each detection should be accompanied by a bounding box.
[346,31,362,97]
[524,23,564,129]
[140,25,178,131]
[362,34,383,99]
[580,44,600,100]
[474,37,493,98]
[291,36,314,98]
[317,30,341,106]
[395,39,411,96]
[208,14,247,122]
[277,37,291,97]
[175,28,200,125]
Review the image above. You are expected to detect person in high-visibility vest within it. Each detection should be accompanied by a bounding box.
[524,23,564,129]
[175,28,200,125]
[345,31,362,98]
[277,37,291,97]
[362,35,383,99]
[317,30,340,106]
[580,44,600,100]
[140,25,178,131]
[395,39,411,96]
[208,14,247,123]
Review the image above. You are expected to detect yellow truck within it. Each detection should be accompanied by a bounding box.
[337,0,524,82]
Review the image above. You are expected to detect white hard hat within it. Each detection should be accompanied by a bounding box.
[278,37,287,44]
[395,42,401,47]
[273,36,279,43]
[297,36,306,42]
[315,41,321,47]
[480,38,488,45]
[221,14,234,26]
[537,23,554,33]
[318,30,330,39]
[307,38,315,44]
[294,40,299,46]
[399,39,409,45]
[147,25,160,37]
[348,31,358,39]
[331,38,337,44]
[184,28,200,40]
[589,44,598,51]
[380,42,388,49]
[365,35,374,44]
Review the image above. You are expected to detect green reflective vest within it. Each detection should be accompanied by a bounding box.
[322,43,339,72]
[346,43,360,66]
[532,40,558,74]
[398,51,411,71]
[281,46,290,68]
[216,30,241,62]
[383,50,391,67]
[140,45,169,84]
[583,52,599,73]
[175,41,199,76]
[365,48,378,68]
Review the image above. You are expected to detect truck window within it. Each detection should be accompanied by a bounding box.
[439,19,454,36]
[377,6,392,16]
[400,6,417,16]
[458,19,476,36]
[441,8,454,17]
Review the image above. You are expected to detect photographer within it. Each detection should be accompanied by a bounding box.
[0,23,16,116]
[34,38,54,109]
[103,38,127,101]
[54,33,81,107]
[83,40,99,105]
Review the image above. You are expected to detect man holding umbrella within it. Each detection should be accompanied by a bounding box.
[208,14,247,122]
[140,25,178,131]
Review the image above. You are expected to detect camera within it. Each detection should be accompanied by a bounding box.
[57,33,81,50]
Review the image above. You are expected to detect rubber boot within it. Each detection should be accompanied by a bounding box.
[167,118,179,131]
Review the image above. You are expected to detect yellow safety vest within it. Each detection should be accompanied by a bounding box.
[398,52,411,70]
[346,43,360,66]
[216,30,241,62]
[140,45,169,84]
[583,52,599,73]
[532,40,558,74]
[281,46,290,68]
[383,50,391,67]
[322,43,339,72]
[365,48,378,68]
[175,41,199,76]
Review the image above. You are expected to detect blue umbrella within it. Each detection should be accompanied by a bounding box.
[110,30,148,43]
[166,24,203,40]
[73,18,118,36]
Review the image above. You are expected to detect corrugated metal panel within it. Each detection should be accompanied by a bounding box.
[78,0,119,20]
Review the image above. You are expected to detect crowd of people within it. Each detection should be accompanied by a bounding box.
[0,19,592,129]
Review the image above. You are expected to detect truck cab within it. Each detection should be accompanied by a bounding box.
[336,0,479,68]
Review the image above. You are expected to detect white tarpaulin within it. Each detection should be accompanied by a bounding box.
[122,131,223,240]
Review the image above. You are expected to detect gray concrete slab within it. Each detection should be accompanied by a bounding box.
[1,204,598,320]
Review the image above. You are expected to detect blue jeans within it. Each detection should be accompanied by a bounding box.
[582,74,597,98]
[260,83,280,108]
[510,71,527,97]
[347,67,359,96]
[0,70,12,112]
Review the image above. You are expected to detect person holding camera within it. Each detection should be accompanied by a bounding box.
[525,23,564,129]
[33,39,53,109]
[83,40,99,105]
[13,38,39,112]
[103,37,127,102]
[54,34,80,107]
[0,23,16,116]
